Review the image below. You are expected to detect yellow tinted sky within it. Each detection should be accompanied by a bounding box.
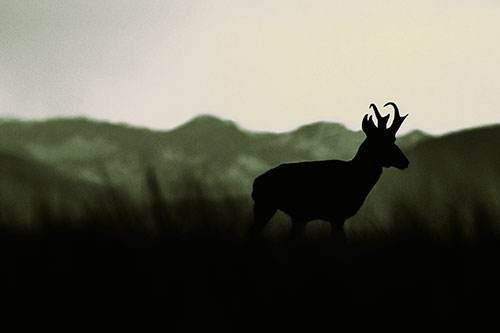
[1,0,499,134]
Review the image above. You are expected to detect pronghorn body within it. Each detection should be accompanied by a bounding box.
[249,102,409,240]
[252,159,381,223]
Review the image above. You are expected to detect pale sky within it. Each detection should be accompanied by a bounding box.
[1,0,499,134]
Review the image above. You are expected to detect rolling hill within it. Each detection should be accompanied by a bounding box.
[1,114,500,238]
[0,150,106,224]
[0,115,429,199]
[351,124,500,238]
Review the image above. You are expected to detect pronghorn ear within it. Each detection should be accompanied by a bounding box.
[362,114,377,137]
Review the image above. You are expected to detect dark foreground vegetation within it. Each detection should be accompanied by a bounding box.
[1,177,500,331]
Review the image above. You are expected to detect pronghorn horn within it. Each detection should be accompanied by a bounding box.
[369,103,390,129]
[384,102,408,134]
[362,114,377,136]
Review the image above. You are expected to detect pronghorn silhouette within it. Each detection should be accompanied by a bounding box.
[249,102,409,241]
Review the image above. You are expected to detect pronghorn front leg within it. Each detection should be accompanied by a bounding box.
[330,220,346,244]
[290,218,307,240]
[247,202,277,239]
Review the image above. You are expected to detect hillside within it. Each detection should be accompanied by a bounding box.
[2,114,500,239]
[350,124,500,238]
[0,115,429,199]
[0,150,105,224]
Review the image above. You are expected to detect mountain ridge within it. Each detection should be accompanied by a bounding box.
[2,114,488,200]
[0,113,430,137]
[0,114,433,201]
[1,114,499,230]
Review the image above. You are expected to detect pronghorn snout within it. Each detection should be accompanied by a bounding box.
[390,144,409,170]
[394,153,409,170]
[399,158,409,170]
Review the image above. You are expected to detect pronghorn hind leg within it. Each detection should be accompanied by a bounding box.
[290,218,307,241]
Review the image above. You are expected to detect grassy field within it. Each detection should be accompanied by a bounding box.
[1,176,500,332]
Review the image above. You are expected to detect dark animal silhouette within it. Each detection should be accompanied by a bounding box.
[249,102,409,241]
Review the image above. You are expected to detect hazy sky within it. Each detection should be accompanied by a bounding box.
[1,0,499,134]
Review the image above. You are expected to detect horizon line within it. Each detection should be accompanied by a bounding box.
[1,113,498,137]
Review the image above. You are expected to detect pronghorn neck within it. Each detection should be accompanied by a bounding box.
[350,139,383,174]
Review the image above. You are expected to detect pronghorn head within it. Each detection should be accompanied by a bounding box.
[361,102,409,170]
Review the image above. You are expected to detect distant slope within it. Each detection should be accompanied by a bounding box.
[0,150,105,224]
[352,124,500,235]
[0,115,430,199]
[2,114,498,235]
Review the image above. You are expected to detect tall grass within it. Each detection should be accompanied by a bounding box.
[1,172,499,331]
